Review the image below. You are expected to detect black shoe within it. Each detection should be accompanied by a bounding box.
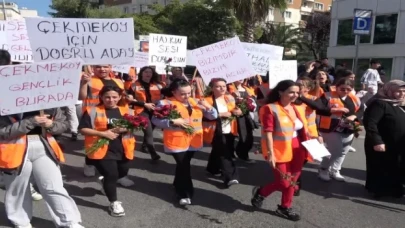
[206,171,222,177]
[151,153,161,161]
[140,146,149,154]
[71,133,78,141]
[251,186,265,208]
[275,205,301,221]
[294,188,300,196]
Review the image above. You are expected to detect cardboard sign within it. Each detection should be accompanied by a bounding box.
[134,51,149,68]
[0,60,83,115]
[0,20,33,62]
[268,60,298,89]
[242,43,284,76]
[148,33,187,67]
[25,18,135,65]
[191,37,256,84]
[112,65,131,74]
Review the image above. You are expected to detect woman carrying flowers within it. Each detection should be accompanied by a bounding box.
[152,79,217,206]
[79,86,138,217]
[203,78,242,187]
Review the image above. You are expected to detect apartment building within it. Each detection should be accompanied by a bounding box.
[104,0,188,14]
[0,2,38,20]
[267,0,332,26]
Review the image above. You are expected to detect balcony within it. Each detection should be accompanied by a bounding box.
[300,6,313,15]
[305,0,315,2]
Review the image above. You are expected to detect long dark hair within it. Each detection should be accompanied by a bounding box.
[98,86,126,106]
[334,69,354,85]
[266,80,300,104]
[137,66,160,84]
[335,78,354,88]
[161,78,190,98]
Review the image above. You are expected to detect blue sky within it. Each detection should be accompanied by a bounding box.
[14,0,52,17]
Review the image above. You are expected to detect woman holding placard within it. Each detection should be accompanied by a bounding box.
[251,80,310,222]
[0,108,84,228]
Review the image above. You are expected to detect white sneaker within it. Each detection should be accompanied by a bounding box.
[330,170,345,181]
[98,176,105,195]
[62,224,85,228]
[117,176,134,187]
[179,198,191,206]
[15,224,32,228]
[30,184,43,201]
[109,201,125,217]
[83,165,96,177]
[227,179,239,187]
[318,169,331,181]
[349,146,356,152]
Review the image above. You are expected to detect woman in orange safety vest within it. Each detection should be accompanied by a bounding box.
[151,79,217,206]
[251,80,311,222]
[79,65,125,178]
[0,108,83,227]
[316,78,361,182]
[127,66,163,161]
[203,78,241,187]
[79,86,136,217]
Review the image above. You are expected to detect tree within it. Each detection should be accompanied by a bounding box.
[257,23,304,58]
[86,6,125,18]
[152,0,238,48]
[217,0,286,42]
[303,12,331,59]
[133,13,162,38]
[49,0,90,18]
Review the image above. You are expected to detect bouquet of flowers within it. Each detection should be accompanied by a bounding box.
[350,121,363,138]
[276,167,297,186]
[86,114,148,156]
[236,98,255,115]
[153,104,195,135]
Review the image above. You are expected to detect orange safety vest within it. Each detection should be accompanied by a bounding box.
[161,97,204,153]
[84,105,135,160]
[301,94,318,138]
[318,91,361,131]
[202,95,238,144]
[228,84,256,98]
[124,67,137,90]
[131,81,163,115]
[0,117,65,171]
[82,77,124,112]
[259,103,310,163]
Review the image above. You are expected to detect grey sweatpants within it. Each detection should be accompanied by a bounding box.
[320,132,354,171]
[3,136,81,227]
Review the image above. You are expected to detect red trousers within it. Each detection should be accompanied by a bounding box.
[259,137,307,208]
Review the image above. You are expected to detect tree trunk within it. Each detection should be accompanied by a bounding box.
[311,48,318,60]
[243,20,255,42]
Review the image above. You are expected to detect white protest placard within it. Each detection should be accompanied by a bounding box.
[186,50,196,66]
[0,20,33,62]
[0,60,83,115]
[148,33,187,67]
[268,60,298,89]
[134,51,149,68]
[25,18,135,65]
[112,65,131,74]
[191,37,256,84]
[242,42,283,76]
[301,139,331,162]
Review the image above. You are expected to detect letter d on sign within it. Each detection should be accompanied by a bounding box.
[357,18,367,29]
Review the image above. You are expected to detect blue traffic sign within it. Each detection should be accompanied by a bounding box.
[353,9,373,35]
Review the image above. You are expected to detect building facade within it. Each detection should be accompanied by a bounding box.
[0,2,38,20]
[328,0,405,82]
[104,0,189,14]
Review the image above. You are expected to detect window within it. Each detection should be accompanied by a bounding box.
[287,0,293,4]
[269,8,274,15]
[328,5,332,11]
[373,14,398,44]
[132,7,137,13]
[315,3,324,10]
[337,19,355,45]
[124,7,128,13]
[283,11,292,19]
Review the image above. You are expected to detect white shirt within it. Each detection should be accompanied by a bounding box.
[217,101,231,134]
[292,118,303,137]
[361,69,381,93]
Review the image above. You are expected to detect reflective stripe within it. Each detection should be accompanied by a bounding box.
[273,135,293,141]
[269,103,294,133]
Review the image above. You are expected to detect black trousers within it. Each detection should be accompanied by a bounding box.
[139,111,158,156]
[92,159,130,202]
[207,133,239,183]
[235,116,254,160]
[172,151,195,199]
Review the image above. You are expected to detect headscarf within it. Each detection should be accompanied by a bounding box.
[366,80,405,106]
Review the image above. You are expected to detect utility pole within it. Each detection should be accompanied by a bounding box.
[2,0,6,20]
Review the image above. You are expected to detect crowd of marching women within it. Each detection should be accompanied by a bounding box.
[1,50,405,228]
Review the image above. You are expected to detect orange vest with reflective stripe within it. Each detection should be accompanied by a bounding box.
[202,95,238,144]
[260,103,310,163]
[132,81,163,115]
[82,77,124,112]
[124,67,137,90]
[302,94,318,138]
[228,84,256,98]
[318,91,361,131]
[84,105,135,160]
[162,98,204,153]
[0,117,65,171]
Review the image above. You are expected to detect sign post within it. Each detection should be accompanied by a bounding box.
[352,9,373,74]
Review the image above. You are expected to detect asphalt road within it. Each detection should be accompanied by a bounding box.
[1,130,404,228]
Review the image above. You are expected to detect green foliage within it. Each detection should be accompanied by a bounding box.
[86,6,126,18]
[49,0,90,18]
[133,13,163,38]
